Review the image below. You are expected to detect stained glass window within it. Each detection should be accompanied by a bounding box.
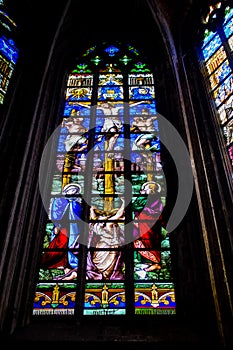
[0,1,18,104]
[33,42,176,317]
[199,1,233,168]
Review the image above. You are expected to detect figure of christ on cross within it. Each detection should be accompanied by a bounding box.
[96,100,147,211]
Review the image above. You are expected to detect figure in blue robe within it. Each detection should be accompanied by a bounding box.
[50,183,83,271]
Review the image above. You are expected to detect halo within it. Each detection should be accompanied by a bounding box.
[141,181,161,193]
[62,183,81,195]
[135,133,156,142]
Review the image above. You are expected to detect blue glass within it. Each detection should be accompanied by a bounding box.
[64,102,92,116]
[98,86,123,100]
[95,116,124,133]
[33,41,175,316]
[129,101,156,115]
[223,17,233,38]
[202,29,216,49]
[202,33,222,61]
[105,45,120,56]
[129,86,155,100]
[0,36,18,64]
[209,60,231,90]
[213,73,233,107]
[94,133,124,151]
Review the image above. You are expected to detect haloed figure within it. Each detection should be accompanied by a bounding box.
[41,183,82,280]
[86,197,125,280]
[132,181,163,272]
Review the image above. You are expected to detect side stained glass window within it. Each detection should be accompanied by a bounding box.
[199,1,233,169]
[0,0,18,104]
[33,42,176,317]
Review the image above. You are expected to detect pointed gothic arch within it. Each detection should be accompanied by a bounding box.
[33,41,176,317]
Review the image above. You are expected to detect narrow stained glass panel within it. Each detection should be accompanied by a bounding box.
[199,2,233,172]
[0,37,18,104]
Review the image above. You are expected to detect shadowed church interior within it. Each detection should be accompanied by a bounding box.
[0,0,233,348]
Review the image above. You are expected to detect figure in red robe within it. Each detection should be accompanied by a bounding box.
[132,181,163,271]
